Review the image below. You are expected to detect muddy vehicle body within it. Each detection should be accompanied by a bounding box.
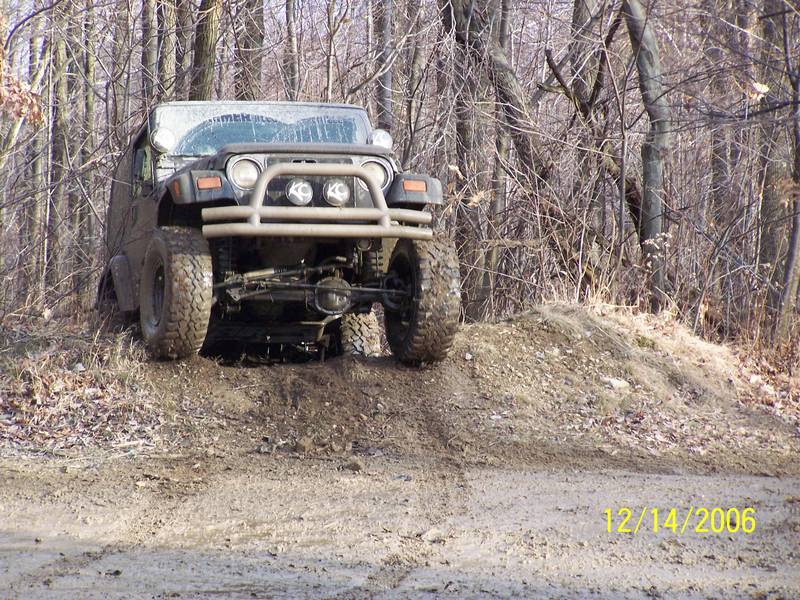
[99,101,460,362]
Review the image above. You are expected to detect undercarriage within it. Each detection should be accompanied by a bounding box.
[205,238,400,349]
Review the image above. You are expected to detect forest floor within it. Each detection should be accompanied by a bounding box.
[1,304,799,598]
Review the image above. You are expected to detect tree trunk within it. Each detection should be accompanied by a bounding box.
[47,13,70,294]
[773,38,800,341]
[757,0,790,329]
[623,0,671,311]
[215,12,230,100]
[453,55,484,320]
[570,0,596,104]
[234,0,264,100]
[401,1,424,166]
[141,0,158,103]
[24,35,46,301]
[284,0,300,100]
[109,1,132,143]
[76,0,96,304]
[189,0,221,101]
[375,0,393,131]
[325,0,337,102]
[483,0,512,304]
[570,0,603,296]
[175,0,194,97]
[158,0,177,99]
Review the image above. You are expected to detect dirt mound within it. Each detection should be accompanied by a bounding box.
[2,304,798,474]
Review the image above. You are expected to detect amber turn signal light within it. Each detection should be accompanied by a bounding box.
[196,176,222,190]
[402,179,427,193]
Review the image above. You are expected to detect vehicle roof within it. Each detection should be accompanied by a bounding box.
[151,101,367,111]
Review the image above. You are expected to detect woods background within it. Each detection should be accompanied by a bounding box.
[0,0,798,355]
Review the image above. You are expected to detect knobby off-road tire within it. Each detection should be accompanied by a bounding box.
[385,239,461,364]
[140,227,213,359]
[340,312,382,356]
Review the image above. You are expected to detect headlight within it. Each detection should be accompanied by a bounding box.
[286,179,314,205]
[229,158,260,189]
[360,160,391,190]
[323,179,351,206]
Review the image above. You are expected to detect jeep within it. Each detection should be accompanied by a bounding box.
[99,101,461,363]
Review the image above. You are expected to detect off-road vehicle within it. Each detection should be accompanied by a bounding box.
[98,101,460,363]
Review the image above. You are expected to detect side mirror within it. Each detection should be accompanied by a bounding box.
[371,129,393,151]
[150,128,176,154]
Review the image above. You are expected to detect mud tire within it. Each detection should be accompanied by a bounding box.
[384,239,461,364]
[340,312,382,356]
[361,245,385,281]
[140,227,213,359]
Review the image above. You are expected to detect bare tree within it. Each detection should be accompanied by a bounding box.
[324,0,347,103]
[175,0,194,96]
[234,0,265,100]
[158,0,177,99]
[142,0,158,102]
[47,5,71,292]
[189,0,221,101]
[622,0,671,310]
[375,0,393,131]
[772,2,800,341]
[439,0,550,189]
[284,0,300,100]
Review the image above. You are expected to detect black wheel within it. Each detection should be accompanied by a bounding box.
[384,239,461,364]
[140,227,213,359]
[340,312,382,356]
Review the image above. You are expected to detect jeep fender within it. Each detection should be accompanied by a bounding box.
[385,174,443,208]
[165,170,237,205]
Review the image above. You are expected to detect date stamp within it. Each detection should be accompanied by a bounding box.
[604,507,756,534]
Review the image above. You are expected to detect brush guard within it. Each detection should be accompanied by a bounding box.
[201,163,433,240]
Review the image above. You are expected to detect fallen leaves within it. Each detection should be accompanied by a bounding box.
[0,320,160,450]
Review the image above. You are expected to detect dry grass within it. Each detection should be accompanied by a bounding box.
[0,315,162,450]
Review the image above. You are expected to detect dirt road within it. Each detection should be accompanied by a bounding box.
[2,305,799,597]
[1,452,798,599]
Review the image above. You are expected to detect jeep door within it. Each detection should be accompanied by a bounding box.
[124,128,159,302]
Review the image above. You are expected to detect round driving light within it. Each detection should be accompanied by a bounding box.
[229,158,260,189]
[150,128,176,154]
[323,179,351,207]
[286,178,314,206]
[360,160,390,190]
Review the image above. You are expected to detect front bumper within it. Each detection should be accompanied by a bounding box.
[201,163,433,240]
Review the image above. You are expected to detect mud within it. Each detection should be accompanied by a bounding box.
[1,305,799,597]
[1,454,798,598]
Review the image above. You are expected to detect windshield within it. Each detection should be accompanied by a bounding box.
[150,103,371,156]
